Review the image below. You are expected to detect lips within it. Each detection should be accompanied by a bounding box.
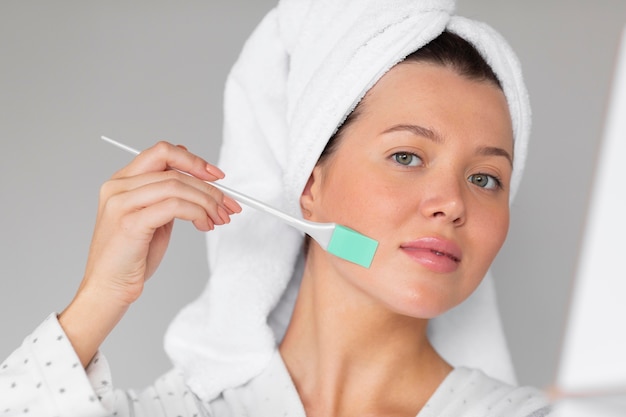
[400,237,462,273]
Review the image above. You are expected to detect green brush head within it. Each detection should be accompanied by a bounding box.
[326,225,378,268]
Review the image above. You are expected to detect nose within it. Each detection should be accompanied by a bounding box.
[419,174,466,227]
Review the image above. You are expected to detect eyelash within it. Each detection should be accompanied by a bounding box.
[467,173,503,191]
[390,152,503,191]
[391,151,423,167]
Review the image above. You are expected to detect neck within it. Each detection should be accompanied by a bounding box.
[279,250,452,417]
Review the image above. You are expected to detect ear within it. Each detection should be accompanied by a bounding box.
[300,164,324,220]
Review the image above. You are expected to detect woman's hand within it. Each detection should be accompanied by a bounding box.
[59,141,241,366]
[85,141,240,305]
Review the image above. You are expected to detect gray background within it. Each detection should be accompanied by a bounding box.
[1,0,624,391]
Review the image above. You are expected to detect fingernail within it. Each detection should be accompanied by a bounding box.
[217,206,230,224]
[223,196,242,213]
[206,164,225,179]
[176,144,188,151]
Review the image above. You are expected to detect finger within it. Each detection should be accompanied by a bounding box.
[122,197,218,234]
[105,178,233,228]
[101,170,237,217]
[222,195,243,214]
[105,141,242,213]
[113,141,225,182]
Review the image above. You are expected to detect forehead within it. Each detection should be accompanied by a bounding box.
[356,61,513,149]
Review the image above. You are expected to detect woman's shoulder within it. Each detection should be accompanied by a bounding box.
[419,367,553,417]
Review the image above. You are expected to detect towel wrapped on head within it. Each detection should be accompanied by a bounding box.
[164,0,530,402]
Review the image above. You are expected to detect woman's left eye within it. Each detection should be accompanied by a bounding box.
[392,152,422,167]
[468,173,501,190]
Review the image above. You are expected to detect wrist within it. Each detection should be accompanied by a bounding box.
[59,282,131,367]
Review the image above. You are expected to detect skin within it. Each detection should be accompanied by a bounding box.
[59,61,512,416]
[280,61,514,416]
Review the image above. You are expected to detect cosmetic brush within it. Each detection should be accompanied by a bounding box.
[100,136,378,268]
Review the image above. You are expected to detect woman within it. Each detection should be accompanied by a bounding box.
[0,1,551,416]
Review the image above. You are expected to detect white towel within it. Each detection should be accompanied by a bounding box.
[164,0,530,403]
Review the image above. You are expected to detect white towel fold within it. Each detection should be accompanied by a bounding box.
[165,0,530,402]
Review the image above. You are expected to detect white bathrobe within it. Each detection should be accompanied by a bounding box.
[0,314,550,417]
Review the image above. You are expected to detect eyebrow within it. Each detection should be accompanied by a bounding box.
[382,123,513,166]
[383,124,443,143]
[477,146,513,166]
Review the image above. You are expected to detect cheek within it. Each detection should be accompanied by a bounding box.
[322,174,403,238]
[470,203,510,268]
[489,206,509,246]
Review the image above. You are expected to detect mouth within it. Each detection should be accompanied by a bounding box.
[429,249,461,263]
[399,237,462,273]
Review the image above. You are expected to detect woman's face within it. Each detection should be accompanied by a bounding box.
[301,61,514,318]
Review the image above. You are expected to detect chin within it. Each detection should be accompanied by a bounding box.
[381,285,465,320]
[376,260,489,319]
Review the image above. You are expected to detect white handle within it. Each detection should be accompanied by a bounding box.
[100,136,329,238]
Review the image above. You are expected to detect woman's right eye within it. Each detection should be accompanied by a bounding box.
[392,152,422,167]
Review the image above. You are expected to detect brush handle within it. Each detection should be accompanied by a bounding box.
[212,182,336,248]
[194,181,336,249]
[206,181,314,229]
[100,136,335,247]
